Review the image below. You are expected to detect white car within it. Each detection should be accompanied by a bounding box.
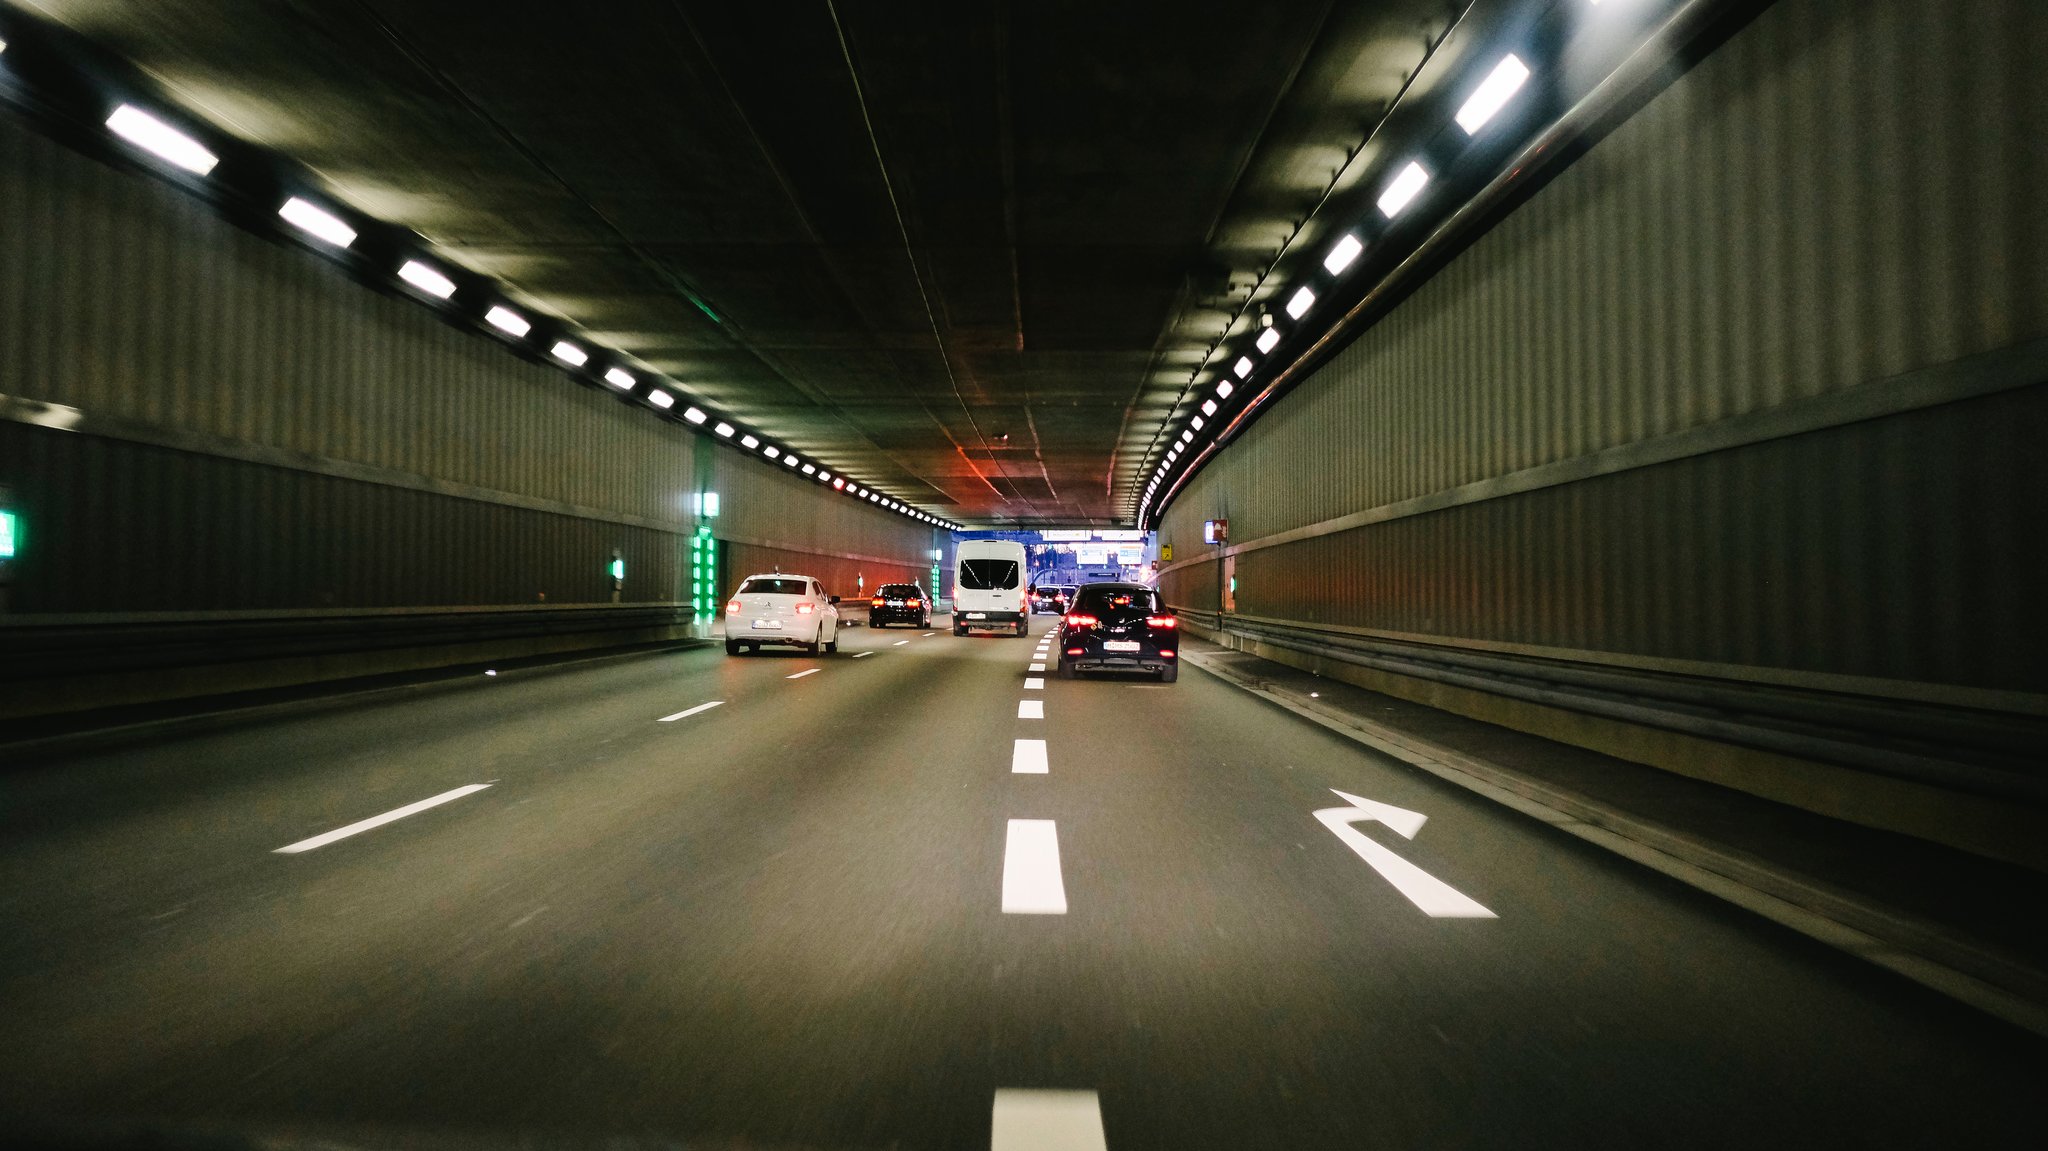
[724,573,841,655]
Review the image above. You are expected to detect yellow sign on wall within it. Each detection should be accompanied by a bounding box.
[1160,544,1173,562]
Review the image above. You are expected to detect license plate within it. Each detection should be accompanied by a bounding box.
[966,612,986,619]
[751,619,783,629]
[1104,640,1141,652]
[887,600,903,606]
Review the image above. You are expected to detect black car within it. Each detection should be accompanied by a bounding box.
[1029,584,1074,614]
[1056,583,1179,682]
[867,582,932,628]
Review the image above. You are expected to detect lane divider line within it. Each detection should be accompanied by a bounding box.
[991,1089,1106,1151]
[1030,663,1047,672]
[854,651,874,658]
[1001,819,1068,914]
[1024,677,1045,690]
[1017,700,1044,719]
[658,701,725,722]
[923,632,936,636]
[894,640,910,646]
[787,668,821,679]
[275,784,492,854]
[1011,738,1049,775]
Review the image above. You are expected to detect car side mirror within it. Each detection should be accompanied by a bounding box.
[828,595,841,604]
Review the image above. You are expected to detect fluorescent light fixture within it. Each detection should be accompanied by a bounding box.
[648,390,676,410]
[683,406,707,424]
[603,366,634,389]
[1323,233,1364,274]
[1457,54,1531,135]
[106,105,217,175]
[784,455,800,467]
[551,341,588,367]
[818,471,832,483]
[1234,356,1254,379]
[1180,430,1194,444]
[485,306,530,337]
[802,463,816,475]
[1257,328,1280,353]
[1191,416,1205,430]
[715,421,735,438]
[1286,286,1316,319]
[1216,379,1235,399]
[741,434,760,449]
[763,445,781,459]
[833,478,846,490]
[398,260,457,299]
[278,197,355,248]
[1377,161,1430,218]
[1202,400,1217,416]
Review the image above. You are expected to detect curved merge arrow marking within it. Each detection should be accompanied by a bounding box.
[1313,789,1496,919]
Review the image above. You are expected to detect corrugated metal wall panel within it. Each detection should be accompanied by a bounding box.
[1162,0,2048,694]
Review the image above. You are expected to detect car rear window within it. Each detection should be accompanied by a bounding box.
[879,584,921,596]
[739,578,809,595]
[958,559,1019,590]
[1074,586,1157,614]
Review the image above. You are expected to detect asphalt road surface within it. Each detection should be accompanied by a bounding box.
[2,617,2042,1149]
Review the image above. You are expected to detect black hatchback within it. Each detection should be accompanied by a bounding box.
[1056,583,1179,682]
[867,582,932,628]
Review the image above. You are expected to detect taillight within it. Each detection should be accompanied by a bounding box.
[1065,648,1084,656]
[725,600,741,615]
[1147,615,1177,629]
[797,602,815,615]
[1064,613,1098,629]
[872,597,886,607]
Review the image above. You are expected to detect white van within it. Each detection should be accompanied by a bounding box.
[953,540,1029,636]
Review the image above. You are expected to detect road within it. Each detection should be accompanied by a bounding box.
[1,616,2041,1149]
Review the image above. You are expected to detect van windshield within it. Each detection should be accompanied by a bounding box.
[958,560,1019,590]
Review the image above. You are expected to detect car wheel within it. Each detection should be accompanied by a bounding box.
[725,640,740,656]
[1058,658,1078,680]
[824,624,839,654]
[1159,663,1179,683]
[953,624,967,637]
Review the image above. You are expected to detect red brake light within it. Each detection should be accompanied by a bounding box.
[725,600,741,615]
[796,602,815,615]
[1147,615,1177,629]
[1064,613,1098,629]
[872,597,886,607]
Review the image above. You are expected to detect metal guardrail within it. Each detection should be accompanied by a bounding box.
[0,603,704,682]
[1175,609,2048,805]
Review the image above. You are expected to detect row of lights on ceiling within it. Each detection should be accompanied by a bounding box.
[3,35,957,532]
[1140,0,1625,528]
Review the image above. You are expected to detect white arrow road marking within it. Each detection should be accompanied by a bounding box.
[1002,819,1067,913]
[991,1089,1105,1150]
[658,701,724,722]
[1012,738,1049,774]
[786,668,820,679]
[1017,700,1044,719]
[276,784,492,854]
[1313,789,1496,918]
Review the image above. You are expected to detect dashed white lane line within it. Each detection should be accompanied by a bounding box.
[1017,699,1044,719]
[1024,677,1045,690]
[786,668,821,679]
[923,631,936,637]
[658,700,724,722]
[1011,738,1049,774]
[1030,663,1046,672]
[1001,820,1068,914]
[894,639,910,646]
[854,651,874,658]
[275,784,492,854]
[991,1089,1106,1151]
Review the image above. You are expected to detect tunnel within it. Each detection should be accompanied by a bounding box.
[1,0,2044,1147]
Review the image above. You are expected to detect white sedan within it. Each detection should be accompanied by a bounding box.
[724,573,841,655]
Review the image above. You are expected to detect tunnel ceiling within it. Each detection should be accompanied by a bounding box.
[18,0,1455,526]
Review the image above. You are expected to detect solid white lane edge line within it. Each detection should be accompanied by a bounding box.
[991,1089,1106,1151]
[1017,699,1044,719]
[275,784,492,854]
[787,668,821,679]
[894,640,910,646]
[1024,677,1045,690]
[1012,738,1049,775]
[1030,663,1047,672]
[1001,820,1067,914]
[853,651,874,658]
[658,700,725,722]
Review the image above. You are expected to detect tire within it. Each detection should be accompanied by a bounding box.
[725,640,740,656]
[953,625,967,637]
[1058,658,1078,680]
[824,624,839,654]
[1159,663,1179,683]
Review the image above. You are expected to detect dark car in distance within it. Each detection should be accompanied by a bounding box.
[1056,583,1179,682]
[1030,584,1075,614]
[868,582,932,628]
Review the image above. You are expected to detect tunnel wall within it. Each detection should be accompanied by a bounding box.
[1157,0,2048,862]
[0,108,934,716]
